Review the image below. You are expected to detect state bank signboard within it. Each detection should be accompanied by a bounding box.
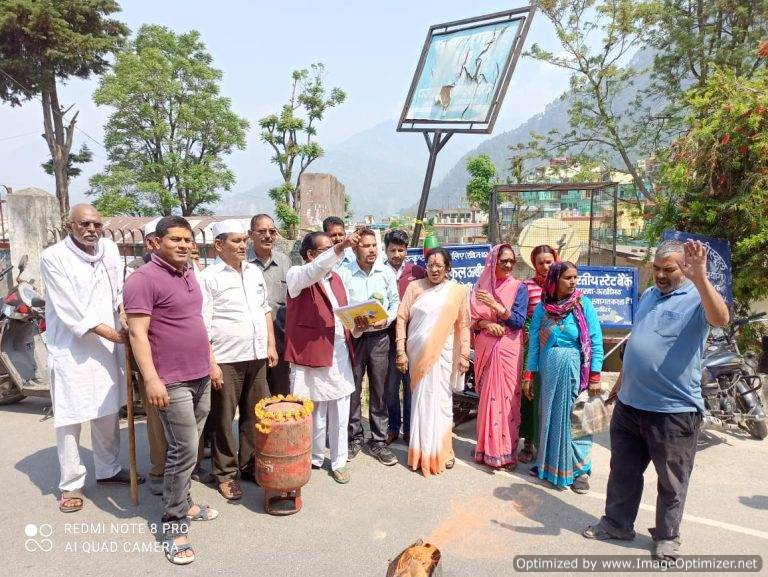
[577,266,638,330]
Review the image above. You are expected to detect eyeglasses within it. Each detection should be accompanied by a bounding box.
[77,220,103,230]
[427,264,446,271]
[498,258,515,265]
[251,228,278,236]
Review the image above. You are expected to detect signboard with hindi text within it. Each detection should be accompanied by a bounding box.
[406,244,490,287]
[577,266,638,330]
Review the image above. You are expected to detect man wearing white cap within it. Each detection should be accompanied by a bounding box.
[125,217,161,279]
[200,220,278,501]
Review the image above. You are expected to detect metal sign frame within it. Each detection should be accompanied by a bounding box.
[397,6,537,247]
[397,6,536,134]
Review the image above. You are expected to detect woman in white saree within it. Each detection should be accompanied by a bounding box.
[395,248,471,477]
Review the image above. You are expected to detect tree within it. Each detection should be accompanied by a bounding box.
[88,25,248,216]
[0,0,128,218]
[649,63,768,308]
[465,154,499,212]
[259,64,346,238]
[523,0,658,198]
[42,144,93,180]
[649,1,768,102]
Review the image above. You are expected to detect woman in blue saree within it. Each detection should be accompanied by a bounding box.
[522,261,604,493]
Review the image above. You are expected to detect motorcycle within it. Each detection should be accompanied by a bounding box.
[0,255,49,405]
[702,312,768,440]
[452,350,478,426]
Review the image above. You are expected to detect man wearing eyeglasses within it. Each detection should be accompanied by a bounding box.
[41,204,144,514]
[249,214,292,395]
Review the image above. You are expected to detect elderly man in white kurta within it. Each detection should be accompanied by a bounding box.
[40,204,143,513]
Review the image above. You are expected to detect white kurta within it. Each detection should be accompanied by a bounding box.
[40,238,125,428]
[286,248,357,402]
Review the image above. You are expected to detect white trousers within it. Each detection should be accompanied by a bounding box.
[56,413,121,491]
[312,395,350,472]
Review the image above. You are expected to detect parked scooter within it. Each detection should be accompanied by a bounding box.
[702,312,768,439]
[0,255,49,405]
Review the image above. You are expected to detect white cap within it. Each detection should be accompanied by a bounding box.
[144,217,161,237]
[212,219,246,239]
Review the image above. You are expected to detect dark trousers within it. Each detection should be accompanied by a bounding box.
[157,378,211,527]
[601,400,702,542]
[386,345,411,435]
[267,357,291,396]
[210,359,269,483]
[349,330,390,446]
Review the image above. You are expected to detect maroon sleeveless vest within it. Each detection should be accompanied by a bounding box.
[284,271,352,368]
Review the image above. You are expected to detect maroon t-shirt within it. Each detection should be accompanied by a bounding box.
[123,253,210,385]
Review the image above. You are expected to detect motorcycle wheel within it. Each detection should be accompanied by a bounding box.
[0,374,25,405]
[738,371,768,440]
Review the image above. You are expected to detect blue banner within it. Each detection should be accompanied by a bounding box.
[662,231,733,306]
[577,266,638,330]
[406,244,490,287]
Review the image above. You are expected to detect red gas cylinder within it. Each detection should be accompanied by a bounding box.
[254,395,313,515]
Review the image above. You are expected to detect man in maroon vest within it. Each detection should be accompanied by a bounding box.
[285,229,361,484]
[383,229,426,445]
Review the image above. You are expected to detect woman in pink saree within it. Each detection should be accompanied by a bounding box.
[471,244,529,470]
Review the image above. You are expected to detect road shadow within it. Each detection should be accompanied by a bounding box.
[738,495,768,510]
[13,420,183,544]
[0,396,52,416]
[491,483,652,550]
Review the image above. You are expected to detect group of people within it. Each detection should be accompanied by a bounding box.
[39,202,728,564]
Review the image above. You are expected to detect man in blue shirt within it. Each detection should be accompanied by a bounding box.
[337,228,400,466]
[583,239,729,560]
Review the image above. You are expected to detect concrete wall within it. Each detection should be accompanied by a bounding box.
[7,188,61,290]
[299,173,346,231]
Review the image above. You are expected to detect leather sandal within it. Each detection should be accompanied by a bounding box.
[59,490,84,513]
[217,479,243,501]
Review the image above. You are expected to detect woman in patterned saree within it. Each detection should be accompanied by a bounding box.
[523,261,603,493]
[395,248,471,476]
[471,244,528,470]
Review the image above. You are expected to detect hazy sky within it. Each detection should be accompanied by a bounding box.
[0,0,571,203]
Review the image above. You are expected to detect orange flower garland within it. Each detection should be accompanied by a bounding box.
[254,394,314,434]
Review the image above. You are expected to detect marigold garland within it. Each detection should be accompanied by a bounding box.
[254,394,314,435]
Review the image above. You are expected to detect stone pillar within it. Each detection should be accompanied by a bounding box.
[7,187,62,290]
[298,173,346,232]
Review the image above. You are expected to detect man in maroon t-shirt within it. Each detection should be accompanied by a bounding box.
[124,216,219,565]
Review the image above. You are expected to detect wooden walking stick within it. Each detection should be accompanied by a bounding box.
[125,341,139,505]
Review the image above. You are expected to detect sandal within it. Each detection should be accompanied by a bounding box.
[528,465,539,477]
[163,534,195,565]
[59,490,84,513]
[217,480,243,501]
[445,458,456,470]
[186,503,219,521]
[331,466,351,484]
[582,524,634,541]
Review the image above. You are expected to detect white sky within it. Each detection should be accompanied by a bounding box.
[0,1,572,204]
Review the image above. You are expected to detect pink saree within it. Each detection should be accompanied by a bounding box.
[470,244,525,468]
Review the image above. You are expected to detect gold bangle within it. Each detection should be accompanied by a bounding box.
[396,351,406,357]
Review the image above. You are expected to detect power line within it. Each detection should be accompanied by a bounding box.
[0,65,108,156]
[0,130,38,142]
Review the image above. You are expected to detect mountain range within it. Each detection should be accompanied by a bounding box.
[217,50,656,219]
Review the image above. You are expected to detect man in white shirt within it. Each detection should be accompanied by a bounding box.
[285,230,361,484]
[201,220,277,501]
[41,204,145,513]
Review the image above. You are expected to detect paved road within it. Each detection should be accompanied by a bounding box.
[4,397,767,576]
